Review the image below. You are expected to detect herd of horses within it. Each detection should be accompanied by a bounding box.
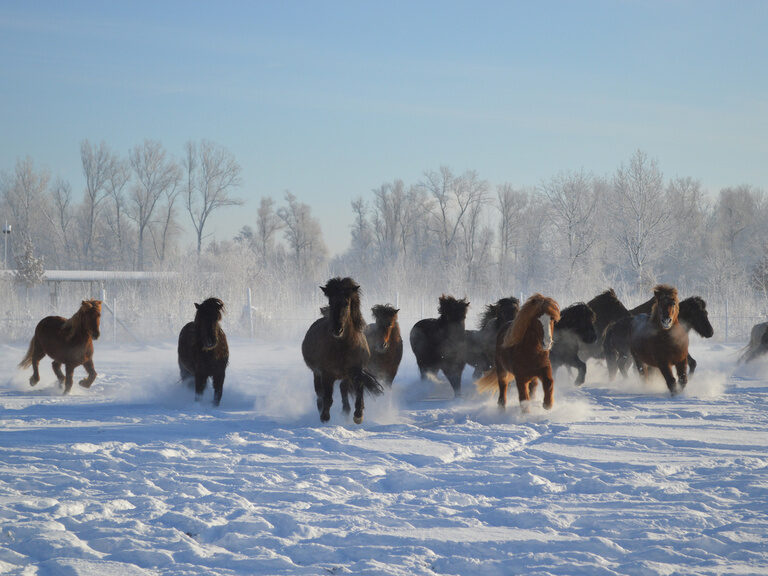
[15,278,768,424]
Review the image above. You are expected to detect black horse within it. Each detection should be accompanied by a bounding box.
[364,304,403,386]
[410,295,470,396]
[740,321,768,363]
[465,297,520,379]
[302,277,383,423]
[604,295,714,379]
[549,302,598,385]
[178,298,229,406]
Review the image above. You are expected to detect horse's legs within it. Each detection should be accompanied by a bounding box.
[29,338,45,386]
[675,359,688,391]
[687,354,697,375]
[340,379,352,413]
[63,364,75,395]
[573,355,588,386]
[444,363,463,397]
[417,361,429,380]
[618,354,631,378]
[605,348,619,381]
[497,368,511,408]
[194,371,207,401]
[658,363,678,395]
[212,369,225,406]
[319,374,335,422]
[52,361,65,385]
[313,373,323,413]
[79,359,97,388]
[516,378,531,403]
[353,380,365,424]
[541,368,555,409]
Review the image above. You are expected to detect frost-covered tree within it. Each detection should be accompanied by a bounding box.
[14,233,45,289]
[277,191,327,281]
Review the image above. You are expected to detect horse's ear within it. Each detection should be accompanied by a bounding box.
[395,309,400,314]
[194,303,200,310]
[320,285,328,295]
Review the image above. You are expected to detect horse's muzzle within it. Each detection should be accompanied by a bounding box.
[661,318,673,330]
[332,328,344,339]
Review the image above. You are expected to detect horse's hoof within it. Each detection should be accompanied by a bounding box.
[353,414,363,424]
[195,393,203,402]
[78,379,92,388]
[342,404,351,414]
[29,378,39,387]
[543,402,553,410]
[320,411,331,423]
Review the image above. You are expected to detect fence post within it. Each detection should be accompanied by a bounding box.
[247,287,254,339]
[724,297,729,343]
[396,291,400,310]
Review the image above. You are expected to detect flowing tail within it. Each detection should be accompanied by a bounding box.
[356,369,385,396]
[475,369,499,395]
[18,337,36,369]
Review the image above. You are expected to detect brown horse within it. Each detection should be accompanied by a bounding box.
[363,304,403,386]
[19,300,102,394]
[302,277,384,423]
[178,297,229,406]
[629,284,689,395]
[605,295,713,379]
[476,294,560,410]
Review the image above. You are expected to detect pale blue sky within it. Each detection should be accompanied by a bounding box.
[1,1,766,254]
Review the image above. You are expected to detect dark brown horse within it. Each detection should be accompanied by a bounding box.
[19,300,102,394]
[410,295,470,396]
[465,297,520,379]
[629,284,689,395]
[476,294,560,410]
[739,321,768,363]
[302,277,383,423]
[178,298,229,406]
[363,304,403,386]
[549,302,598,386]
[605,295,713,379]
[575,289,631,380]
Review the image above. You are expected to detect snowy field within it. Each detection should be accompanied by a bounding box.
[1,336,767,576]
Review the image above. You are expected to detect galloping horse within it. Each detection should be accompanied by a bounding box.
[549,302,598,386]
[465,297,520,378]
[629,284,689,395]
[363,304,403,386]
[302,277,383,423]
[410,295,470,396]
[476,294,560,410]
[178,298,229,406]
[576,289,631,380]
[605,295,713,379]
[19,300,102,394]
[740,321,768,363]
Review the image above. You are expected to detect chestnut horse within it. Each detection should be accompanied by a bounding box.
[178,298,229,406]
[363,304,403,386]
[410,295,470,396]
[302,277,383,423]
[476,294,560,410]
[629,284,689,395]
[605,295,713,379]
[19,300,102,394]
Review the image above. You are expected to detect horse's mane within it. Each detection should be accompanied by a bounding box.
[589,288,629,314]
[63,300,101,340]
[195,297,225,321]
[322,277,365,331]
[678,296,705,315]
[480,297,520,328]
[556,302,595,330]
[438,295,469,323]
[650,284,679,322]
[501,294,560,348]
[371,304,398,325]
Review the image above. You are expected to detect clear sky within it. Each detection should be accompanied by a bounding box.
[1,1,766,254]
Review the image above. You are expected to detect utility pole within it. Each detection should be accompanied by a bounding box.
[2,220,11,269]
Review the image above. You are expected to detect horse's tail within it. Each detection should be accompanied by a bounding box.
[357,369,385,396]
[18,337,37,369]
[475,369,499,395]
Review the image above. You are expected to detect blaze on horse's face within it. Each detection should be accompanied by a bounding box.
[322,283,359,339]
[656,293,678,330]
[195,300,223,350]
[538,314,555,351]
[84,300,102,340]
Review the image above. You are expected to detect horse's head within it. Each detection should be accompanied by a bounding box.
[557,303,597,345]
[371,304,399,352]
[194,298,225,350]
[588,288,630,330]
[652,284,679,331]
[502,294,560,351]
[81,300,102,340]
[678,296,714,338]
[321,277,362,339]
[438,295,470,325]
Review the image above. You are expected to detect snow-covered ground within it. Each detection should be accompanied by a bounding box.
[1,336,767,576]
